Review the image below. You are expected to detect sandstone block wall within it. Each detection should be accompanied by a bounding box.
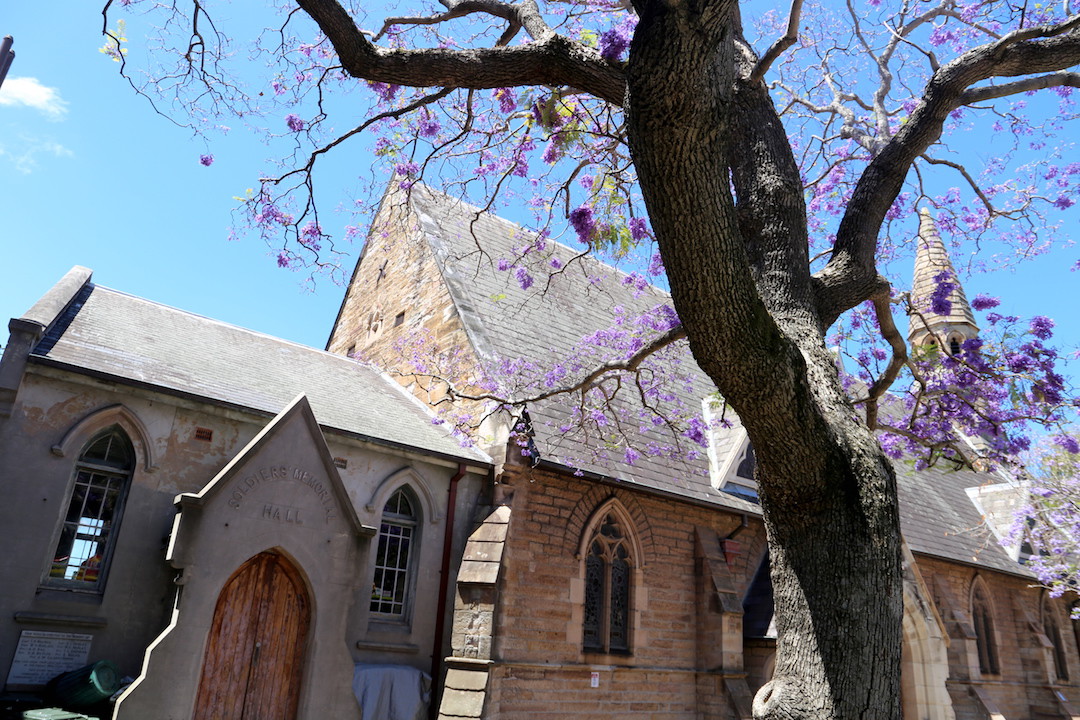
[480,464,767,719]
[919,554,1080,718]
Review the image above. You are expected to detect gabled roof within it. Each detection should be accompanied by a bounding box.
[397,184,1027,573]
[401,184,759,513]
[22,269,489,466]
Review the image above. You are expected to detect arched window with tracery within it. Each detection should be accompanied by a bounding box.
[46,426,135,590]
[582,511,634,654]
[370,486,419,619]
[1044,598,1069,682]
[972,580,999,675]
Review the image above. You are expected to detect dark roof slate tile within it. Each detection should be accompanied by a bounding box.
[31,282,489,464]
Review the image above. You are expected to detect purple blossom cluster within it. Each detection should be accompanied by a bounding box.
[598,16,637,62]
[569,205,595,244]
[398,284,699,472]
[285,114,306,133]
[298,221,321,252]
[928,271,955,316]
[867,303,1075,469]
[367,82,399,103]
[492,88,517,114]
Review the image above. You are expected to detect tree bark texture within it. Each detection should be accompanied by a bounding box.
[626,3,903,718]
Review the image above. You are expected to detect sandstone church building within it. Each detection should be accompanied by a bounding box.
[0,184,1077,719]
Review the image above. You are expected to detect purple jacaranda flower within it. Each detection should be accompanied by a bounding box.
[972,294,1000,311]
[569,206,595,244]
[1030,315,1055,340]
[285,114,305,132]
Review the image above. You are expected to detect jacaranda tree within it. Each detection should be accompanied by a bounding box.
[101,0,1080,716]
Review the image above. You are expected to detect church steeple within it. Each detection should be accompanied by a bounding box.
[908,208,979,354]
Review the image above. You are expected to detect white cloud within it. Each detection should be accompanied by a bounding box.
[0,77,69,119]
[0,136,74,173]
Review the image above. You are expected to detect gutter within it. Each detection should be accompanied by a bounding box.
[430,462,467,718]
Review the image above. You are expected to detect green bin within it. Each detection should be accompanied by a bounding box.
[46,661,119,708]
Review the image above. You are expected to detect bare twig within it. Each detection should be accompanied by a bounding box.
[751,0,804,83]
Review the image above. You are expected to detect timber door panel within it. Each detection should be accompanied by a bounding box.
[194,552,310,720]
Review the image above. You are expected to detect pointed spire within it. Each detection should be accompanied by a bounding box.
[908,208,979,352]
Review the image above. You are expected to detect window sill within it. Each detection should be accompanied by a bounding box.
[582,649,634,662]
[15,611,107,629]
[356,640,420,654]
[33,587,105,605]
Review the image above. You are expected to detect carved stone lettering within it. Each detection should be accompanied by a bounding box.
[225,465,338,522]
[261,503,304,525]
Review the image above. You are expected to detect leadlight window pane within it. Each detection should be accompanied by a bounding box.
[581,511,635,654]
[736,446,756,480]
[583,549,604,651]
[1046,612,1069,681]
[973,591,999,675]
[47,428,133,589]
[609,547,630,652]
[370,488,417,617]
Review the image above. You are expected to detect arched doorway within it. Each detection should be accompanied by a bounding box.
[900,584,955,720]
[194,551,311,720]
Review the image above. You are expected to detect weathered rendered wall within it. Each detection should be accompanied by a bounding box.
[0,366,486,700]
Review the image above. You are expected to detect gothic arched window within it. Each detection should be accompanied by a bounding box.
[47,427,135,590]
[583,511,634,654]
[972,581,999,675]
[370,487,419,619]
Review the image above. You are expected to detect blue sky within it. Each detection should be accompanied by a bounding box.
[1,3,1077,373]
[0,3,348,351]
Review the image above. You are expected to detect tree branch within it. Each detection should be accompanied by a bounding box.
[750,0,803,83]
[962,70,1080,102]
[434,325,687,405]
[860,282,908,430]
[373,0,525,44]
[813,13,1080,328]
[294,0,626,106]
[919,153,995,218]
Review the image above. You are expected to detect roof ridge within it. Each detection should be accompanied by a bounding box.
[93,285,388,367]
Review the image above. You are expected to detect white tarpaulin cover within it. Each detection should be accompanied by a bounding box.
[352,663,431,720]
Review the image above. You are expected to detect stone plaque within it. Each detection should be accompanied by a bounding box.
[5,630,93,687]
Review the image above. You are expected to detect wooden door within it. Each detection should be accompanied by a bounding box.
[193,551,311,720]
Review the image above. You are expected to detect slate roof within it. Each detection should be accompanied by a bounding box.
[24,270,489,465]
[404,184,758,513]
[897,464,1026,576]
[400,184,1027,574]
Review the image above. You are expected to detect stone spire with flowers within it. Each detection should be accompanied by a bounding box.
[908,208,980,354]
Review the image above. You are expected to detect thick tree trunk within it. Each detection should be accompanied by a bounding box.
[625,3,904,719]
